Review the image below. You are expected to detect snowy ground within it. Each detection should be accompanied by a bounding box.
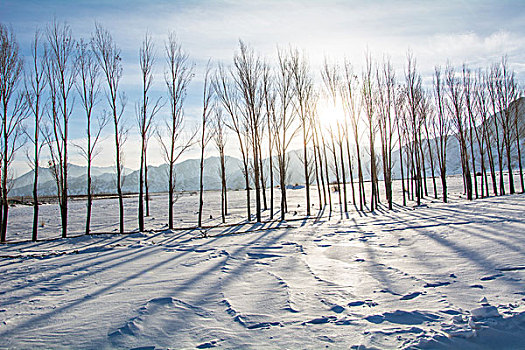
[3,174,502,242]
[1,176,525,348]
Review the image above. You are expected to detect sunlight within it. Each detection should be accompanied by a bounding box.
[316,97,346,131]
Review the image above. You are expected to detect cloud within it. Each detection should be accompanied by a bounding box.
[4,0,525,174]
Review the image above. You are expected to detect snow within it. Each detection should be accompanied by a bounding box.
[1,176,525,348]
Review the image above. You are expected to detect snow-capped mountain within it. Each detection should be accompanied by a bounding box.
[10,98,525,197]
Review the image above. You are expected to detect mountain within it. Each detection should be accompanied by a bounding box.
[10,150,308,197]
[10,98,525,197]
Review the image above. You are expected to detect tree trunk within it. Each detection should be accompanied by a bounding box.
[145,157,150,217]
[302,122,311,216]
[220,151,227,222]
[168,160,174,229]
[338,141,348,212]
[86,163,92,235]
[198,144,205,227]
[244,160,251,221]
[138,137,145,231]
[322,139,332,213]
[259,144,267,211]
[32,151,39,241]
[345,136,356,206]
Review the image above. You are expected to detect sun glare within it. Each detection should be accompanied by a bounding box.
[316,97,346,131]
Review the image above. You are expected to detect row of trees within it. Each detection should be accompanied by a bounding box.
[1,22,523,242]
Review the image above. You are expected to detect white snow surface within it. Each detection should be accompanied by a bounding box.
[1,179,525,348]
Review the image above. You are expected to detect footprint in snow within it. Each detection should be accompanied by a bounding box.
[400,291,422,300]
[196,340,220,348]
[246,252,282,259]
[424,281,451,288]
[470,284,484,289]
[480,273,504,281]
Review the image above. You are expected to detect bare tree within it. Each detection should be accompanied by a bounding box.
[462,65,479,199]
[273,49,298,220]
[262,63,276,217]
[394,85,407,206]
[327,125,342,209]
[376,57,397,209]
[319,128,333,213]
[487,64,506,195]
[513,89,524,193]
[137,34,162,232]
[311,116,323,209]
[322,59,350,212]
[341,59,366,210]
[75,39,107,235]
[92,23,127,234]
[469,69,489,197]
[446,64,473,200]
[198,63,215,228]
[25,29,47,241]
[0,24,27,242]
[258,126,268,211]
[432,66,451,202]
[290,49,314,216]
[44,21,76,238]
[405,53,425,205]
[233,41,264,222]
[160,32,195,230]
[495,57,518,194]
[212,108,228,223]
[477,69,498,196]
[311,115,328,208]
[214,63,251,221]
[362,53,378,210]
[420,90,438,199]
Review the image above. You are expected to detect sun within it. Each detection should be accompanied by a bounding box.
[316,97,346,131]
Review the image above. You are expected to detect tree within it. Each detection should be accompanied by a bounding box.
[477,69,498,196]
[290,49,314,216]
[420,90,438,199]
[272,49,298,220]
[495,57,518,195]
[487,64,505,195]
[513,89,524,193]
[462,65,479,199]
[197,64,214,228]
[362,53,378,210]
[214,63,251,221]
[137,34,162,232]
[321,59,350,212]
[25,29,46,241]
[327,125,342,209]
[446,64,473,200]
[262,63,276,217]
[0,24,27,242]
[160,32,195,230]
[432,66,451,202]
[469,68,489,197]
[233,41,264,222]
[75,38,107,235]
[341,59,366,210]
[212,108,228,223]
[405,53,425,205]
[394,85,407,206]
[376,57,397,209]
[311,113,328,208]
[92,23,127,234]
[44,21,76,238]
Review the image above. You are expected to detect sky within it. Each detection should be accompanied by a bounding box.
[2,0,525,175]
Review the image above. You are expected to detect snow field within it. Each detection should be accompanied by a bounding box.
[0,175,524,348]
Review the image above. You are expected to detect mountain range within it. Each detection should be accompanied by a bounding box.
[10,98,525,197]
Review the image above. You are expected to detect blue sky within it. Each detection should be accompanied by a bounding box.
[2,0,525,173]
